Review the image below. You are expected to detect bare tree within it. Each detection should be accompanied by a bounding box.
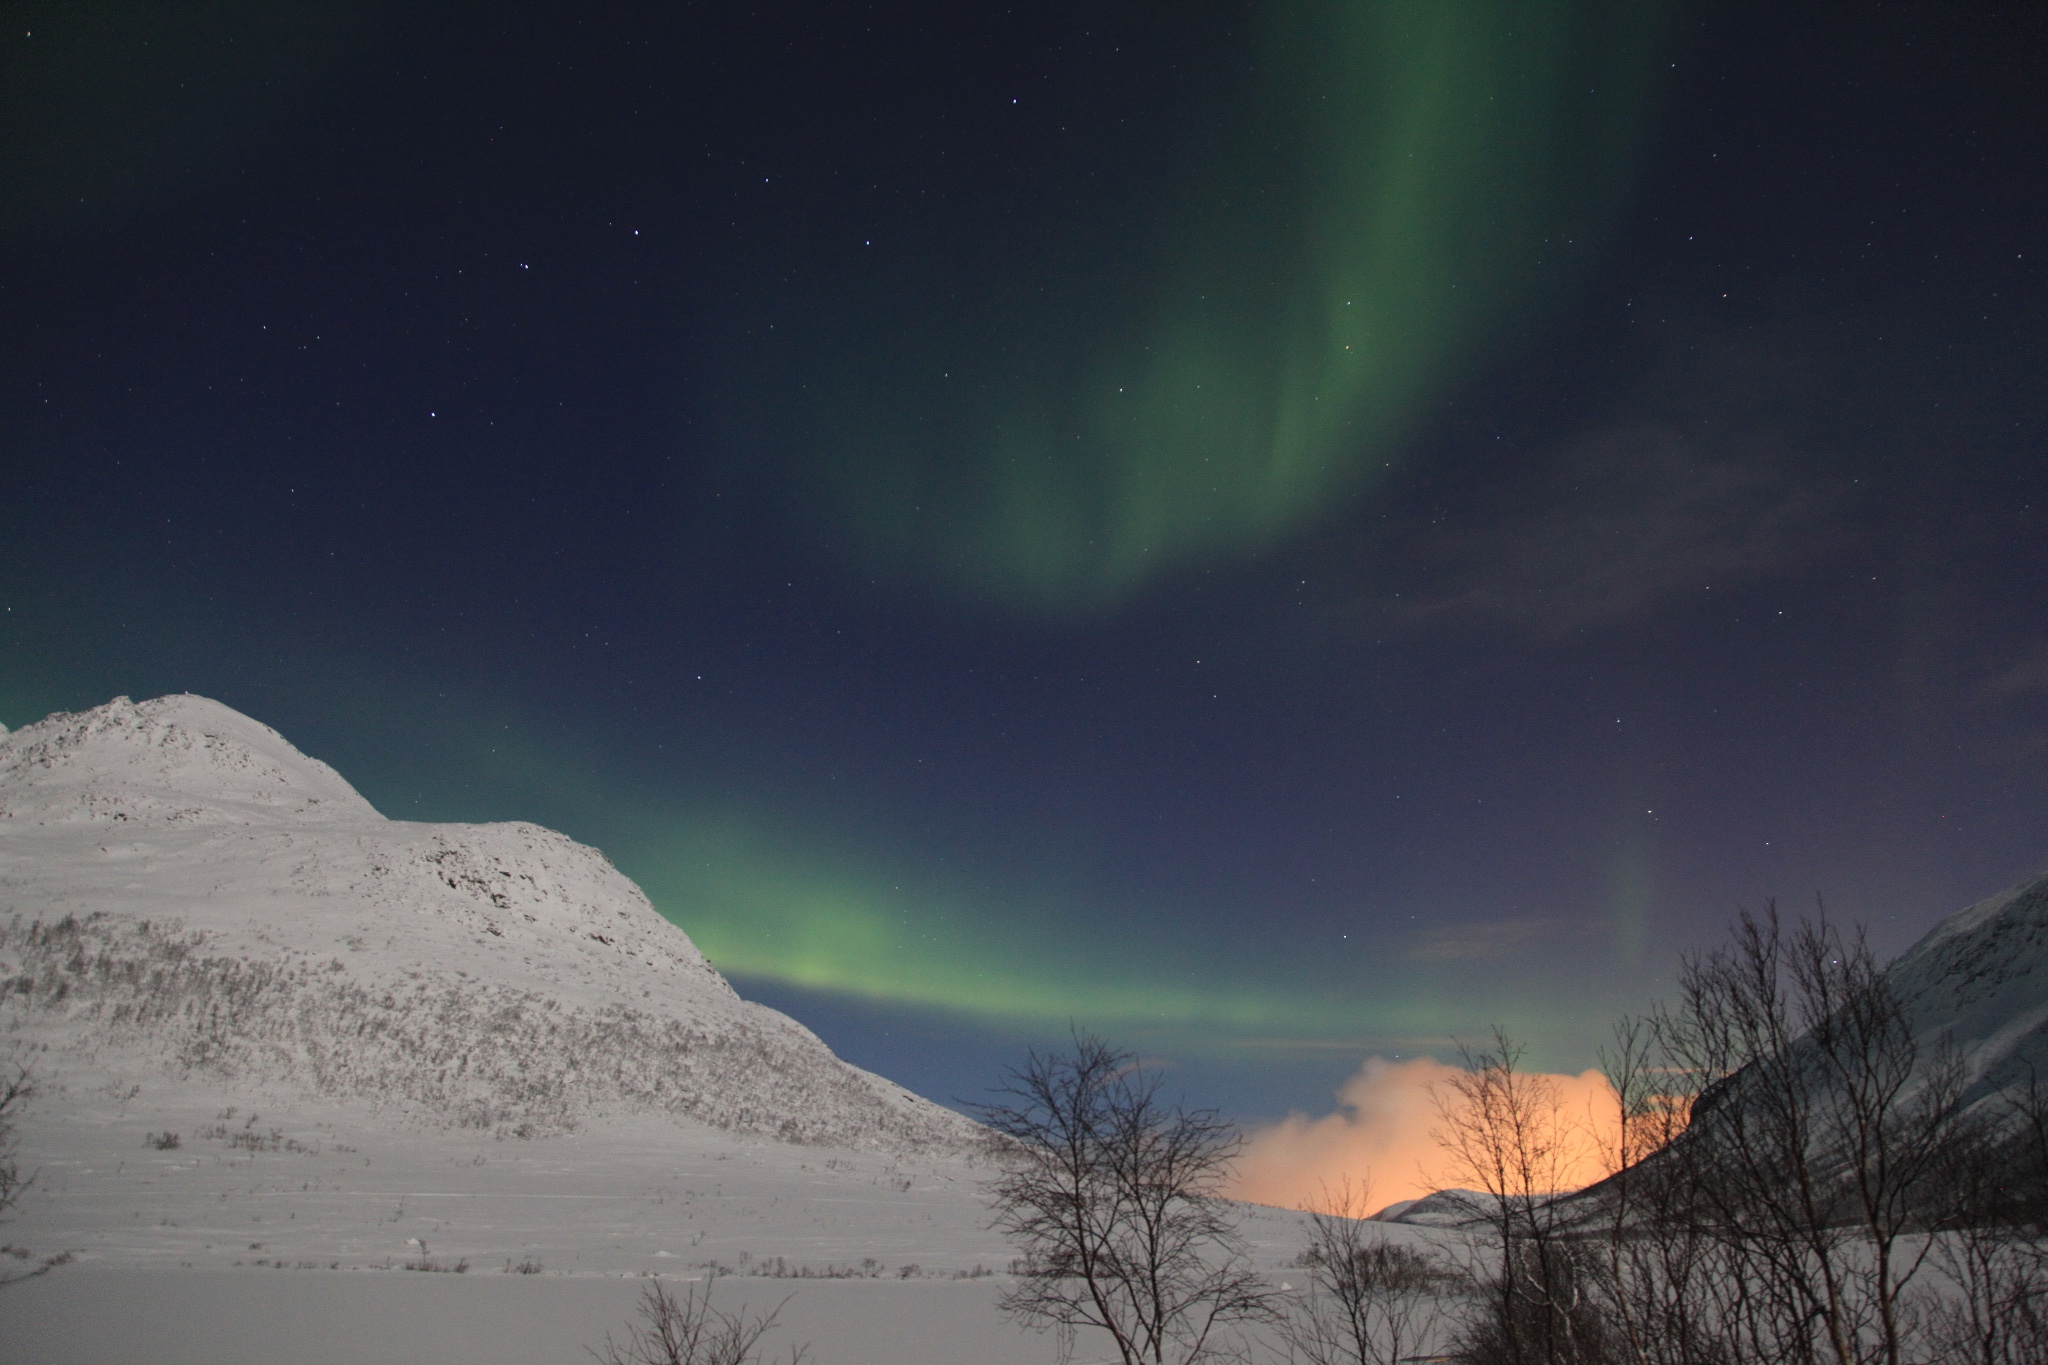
[0,1061,64,1288]
[1927,1066,2048,1365]
[1660,904,1872,1364]
[1792,911,1966,1363]
[0,1065,26,1216]
[1431,1029,1606,1365]
[1650,902,1979,1365]
[977,1032,1275,1365]
[588,1275,807,1365]
[1281,1177,1453,1365]
[1420,901,2043,1365]
[1585,1016,1725,1365]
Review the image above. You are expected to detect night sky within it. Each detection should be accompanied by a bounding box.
[4,1,2044,1124]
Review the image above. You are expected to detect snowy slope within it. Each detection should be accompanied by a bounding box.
[1883,866,2048,1113]
[0,695,981,1151]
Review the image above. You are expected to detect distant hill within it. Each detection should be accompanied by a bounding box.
[1371,1188,1494,1227]
[0,694,981,1153]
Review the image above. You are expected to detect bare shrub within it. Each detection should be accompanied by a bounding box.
[0,1065,30,1219]
[750,1255,883,1279]
[588,1276,808,1365]
[1282,1177,1456,1365]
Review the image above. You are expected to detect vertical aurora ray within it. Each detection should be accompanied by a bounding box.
[1606,836,1656,971]
[780,0,1674,609]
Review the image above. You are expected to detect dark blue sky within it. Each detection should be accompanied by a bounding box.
[4,0,2044,1120]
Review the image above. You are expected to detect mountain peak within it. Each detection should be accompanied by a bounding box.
[0,693,379,827]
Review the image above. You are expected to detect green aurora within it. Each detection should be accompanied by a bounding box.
[627,815,1281,1027]
[0,0,1680,1067]
[298,693,1540,1047]
[674,2,1676,1039]
[786,0,1674,610]
[615,805,1515,1047]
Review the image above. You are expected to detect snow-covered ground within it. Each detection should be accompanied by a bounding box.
[0,1075,1032,1364]
[5,1270,1036,1365]
[0,1066,1322,1364]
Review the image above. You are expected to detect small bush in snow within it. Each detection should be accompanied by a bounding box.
[590,1275,809,1365]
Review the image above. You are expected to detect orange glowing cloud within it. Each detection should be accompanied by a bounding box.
[1228,1056,1625,1215]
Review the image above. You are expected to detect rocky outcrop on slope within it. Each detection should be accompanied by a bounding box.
[0,696,981,1153]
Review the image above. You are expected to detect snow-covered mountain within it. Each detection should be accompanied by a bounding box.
[1885,866,2048,1114]
[0,694,981,1152]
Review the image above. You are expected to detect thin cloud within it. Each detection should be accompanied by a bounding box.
[1408,915,1597,963]
[1392,424,1840,637]
[1985,643,2048,699]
